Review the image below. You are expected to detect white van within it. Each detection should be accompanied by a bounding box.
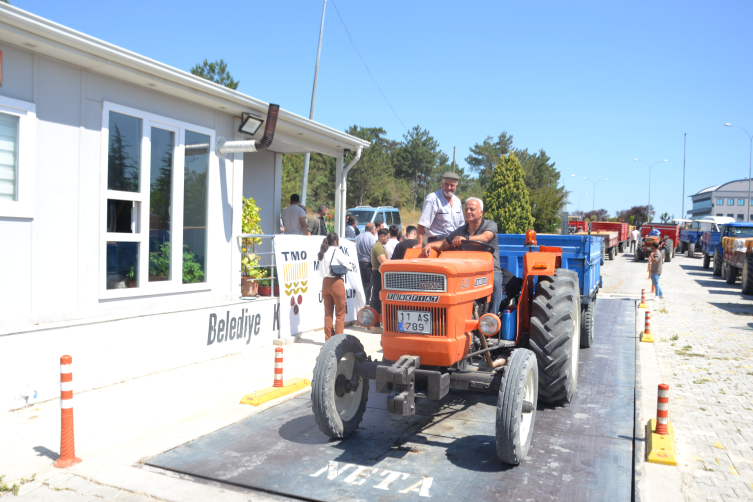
[346,206,402,233]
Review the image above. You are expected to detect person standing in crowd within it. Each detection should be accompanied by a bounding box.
[630,227,640,252]
[281,194,309,235]
[392,226,419,260]
[318,233,349,340]
[356,223,377,303]
[384,225,400,259]
[648,242,665,299]
[370,227,390,319]
[345,215,359,239]
[307,204,329,236]
[417,172,464,245]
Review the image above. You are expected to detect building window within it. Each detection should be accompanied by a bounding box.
[738,214,745,221]
[739,199,746,206]
[0,95,37,218]
[728,214,734,218]
[717,198,724,205]
[101,102,214,298]
[717,213,723,217]
[729,199,735,206]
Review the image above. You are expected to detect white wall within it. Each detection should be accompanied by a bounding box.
[243,150,282,266]
[0,43,247,331]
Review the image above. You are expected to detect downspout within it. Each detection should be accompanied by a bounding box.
[216,104,280,156]
[339,146,362,236]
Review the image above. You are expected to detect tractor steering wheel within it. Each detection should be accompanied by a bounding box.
[459,240,496,254]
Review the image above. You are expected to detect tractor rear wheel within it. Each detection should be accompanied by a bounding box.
[529,269,580,405]
[743,256,753,296]
[713,249,723,277]
[580,300,595,348]
[311,334,369,438]
[665,242,673,263]
[688,243,695,259]
[495,349,538,465]
[703,253,711,269]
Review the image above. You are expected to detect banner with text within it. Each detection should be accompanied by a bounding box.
[274,235,366,337]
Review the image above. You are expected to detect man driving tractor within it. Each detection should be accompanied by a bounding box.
[422,197,515,316]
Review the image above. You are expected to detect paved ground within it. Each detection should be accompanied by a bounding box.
[3,244,752,502]
[603,247,753,502]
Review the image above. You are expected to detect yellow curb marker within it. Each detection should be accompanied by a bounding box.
[240,378,311,407]
[640,330,654,343]
[646,419,678,466]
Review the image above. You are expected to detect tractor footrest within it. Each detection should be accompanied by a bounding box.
[376,356,450,416]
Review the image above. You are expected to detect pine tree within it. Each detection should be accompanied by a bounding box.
[483,153,534,234]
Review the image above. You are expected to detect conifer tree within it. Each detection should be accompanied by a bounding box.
[483,153,534,234]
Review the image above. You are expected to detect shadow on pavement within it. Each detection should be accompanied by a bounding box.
[709,303,753,315]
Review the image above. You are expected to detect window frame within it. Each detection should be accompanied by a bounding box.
[739,199,746,206]
[716,198,724,206]
[728,199,735,206]
[99,102,214,300]
[0,95,37,218]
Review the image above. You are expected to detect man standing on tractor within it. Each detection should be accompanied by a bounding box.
[417,172,465,245]
[421,197,509,315]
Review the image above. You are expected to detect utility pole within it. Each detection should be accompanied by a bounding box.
[300,0,327,207]
[682,133,686,220]
[452,146,456,172]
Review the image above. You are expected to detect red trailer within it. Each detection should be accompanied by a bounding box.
[568,220,586,233]
[639,224,679,262]
[590,222,630,252]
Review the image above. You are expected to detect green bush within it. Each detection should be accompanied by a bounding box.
[483,153,534,234]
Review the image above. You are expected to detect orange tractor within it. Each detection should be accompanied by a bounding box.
[311,231,582,465]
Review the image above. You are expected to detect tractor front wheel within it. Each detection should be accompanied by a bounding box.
[311,334,369,438]
[713,249,723,277]
[580,300,595,348]
[529,269,581,405]
[495,349,538,465]
[703,253,711,269]
[742,256,753,296]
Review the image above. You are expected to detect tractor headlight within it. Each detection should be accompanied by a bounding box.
[357,307,378,328]
[478,313,501,336]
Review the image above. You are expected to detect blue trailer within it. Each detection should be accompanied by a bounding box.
[498,233,602,349]
[696,217,735,272]
[679,227,703,258]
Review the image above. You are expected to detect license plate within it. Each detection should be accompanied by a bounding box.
[397,310,432,334]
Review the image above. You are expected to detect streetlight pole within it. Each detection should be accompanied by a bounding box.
[634,159,668,222]
[583,177,607,211]
[300,0,327,207]
[578,192,588,215]
[724,124,753,222]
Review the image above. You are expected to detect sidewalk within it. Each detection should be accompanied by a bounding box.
[0,326,383,501]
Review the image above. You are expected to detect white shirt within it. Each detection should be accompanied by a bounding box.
[418,190,464,239]
[281,204,307,235]
[319,247,350,279]
[384,238,399,259]
[630,229,640,241]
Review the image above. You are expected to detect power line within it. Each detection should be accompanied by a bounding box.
[329,0,408,132]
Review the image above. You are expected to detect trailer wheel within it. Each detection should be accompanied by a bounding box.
[702,253,711,269]
[311,334,369,439]
[580,300,595,348]
[677,242,683,254]
[529,269,580,405]
[713,249,723,277]
[608,246,614,260]
[618,242,624,253]
[743,256,753,296]
[725,263,738,285]
[495,349,538,465]
[688,243,695,259]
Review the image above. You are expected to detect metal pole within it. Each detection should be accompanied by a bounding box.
[682,133,686,219]
[300,0,327,207]
[748,136,752,221]
[452,146,456,173]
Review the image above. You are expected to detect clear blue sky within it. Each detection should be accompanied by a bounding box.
[15,0,753,219]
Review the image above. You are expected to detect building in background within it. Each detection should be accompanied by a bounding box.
[0,4,368,412]
[687,179,753,222]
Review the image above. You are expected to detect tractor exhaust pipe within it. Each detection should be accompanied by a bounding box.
[216,104,280,156]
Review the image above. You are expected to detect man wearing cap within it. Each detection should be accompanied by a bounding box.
[417,172,465,245]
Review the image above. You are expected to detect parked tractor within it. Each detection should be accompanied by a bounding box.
[311,231,581,466]
[635,224,679,263]
[716,223,753,295]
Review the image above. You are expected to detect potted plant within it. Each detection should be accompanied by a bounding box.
[125,265,137,288]
[241,196,263,297]
[257,269,273,297]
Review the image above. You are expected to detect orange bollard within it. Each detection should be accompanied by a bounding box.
[273,347,284,388]
[54,355,82,468]
[639,289,648,308]
[640,310,654,342]
[655,384,669,435]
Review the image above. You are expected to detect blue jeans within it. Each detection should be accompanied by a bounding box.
[489,270,505,315]
[651,273,663,297]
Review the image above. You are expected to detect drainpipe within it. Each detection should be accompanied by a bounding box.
[339,146,362,236]
[216,104,280,156]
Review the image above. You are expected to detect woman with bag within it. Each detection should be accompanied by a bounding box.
[318,233,349,340]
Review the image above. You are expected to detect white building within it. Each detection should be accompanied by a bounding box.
[0,5,369,412]
[687,179,753,222]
